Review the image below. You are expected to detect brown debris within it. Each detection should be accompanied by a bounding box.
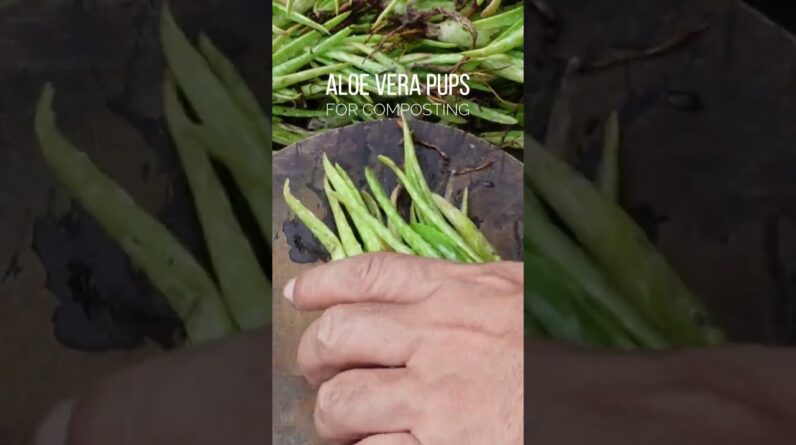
[454,158,497,176]
[586,21,711,71]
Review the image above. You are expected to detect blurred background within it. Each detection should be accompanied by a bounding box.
[0,1,268,443]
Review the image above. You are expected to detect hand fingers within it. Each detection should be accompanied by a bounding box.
[285,253,466,310]
[298,303,417,386]
[356,433,422,445]
[315,368,418,442]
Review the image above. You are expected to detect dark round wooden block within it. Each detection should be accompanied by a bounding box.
[271,119,523,444]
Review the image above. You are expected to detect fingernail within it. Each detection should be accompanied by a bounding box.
[283,278,296,303]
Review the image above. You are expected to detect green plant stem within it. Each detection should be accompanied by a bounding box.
[525,137,723,346]
[162,6,271,245]
[379,155,480,261]
[364,167,441,258]
[598,111,620,201]
[431,193,500,261]
[323,156,382,252]
[284,179,346,260]
[164,77,270,330]
[525,184,668,348]
[324,176,363,256]
[330,190,414,254]
[35,84,235,344]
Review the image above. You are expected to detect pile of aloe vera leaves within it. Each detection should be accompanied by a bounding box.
[34,5,271,345]
[272,0,525,149]
[284,115,501,264]
[523,126,724,348]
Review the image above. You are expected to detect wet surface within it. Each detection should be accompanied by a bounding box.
[282,217,331,264]
[32,205,183,351]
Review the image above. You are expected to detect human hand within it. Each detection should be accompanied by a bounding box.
[33,252,524,445]
[35,244,796,445]
[287,253,524,444]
